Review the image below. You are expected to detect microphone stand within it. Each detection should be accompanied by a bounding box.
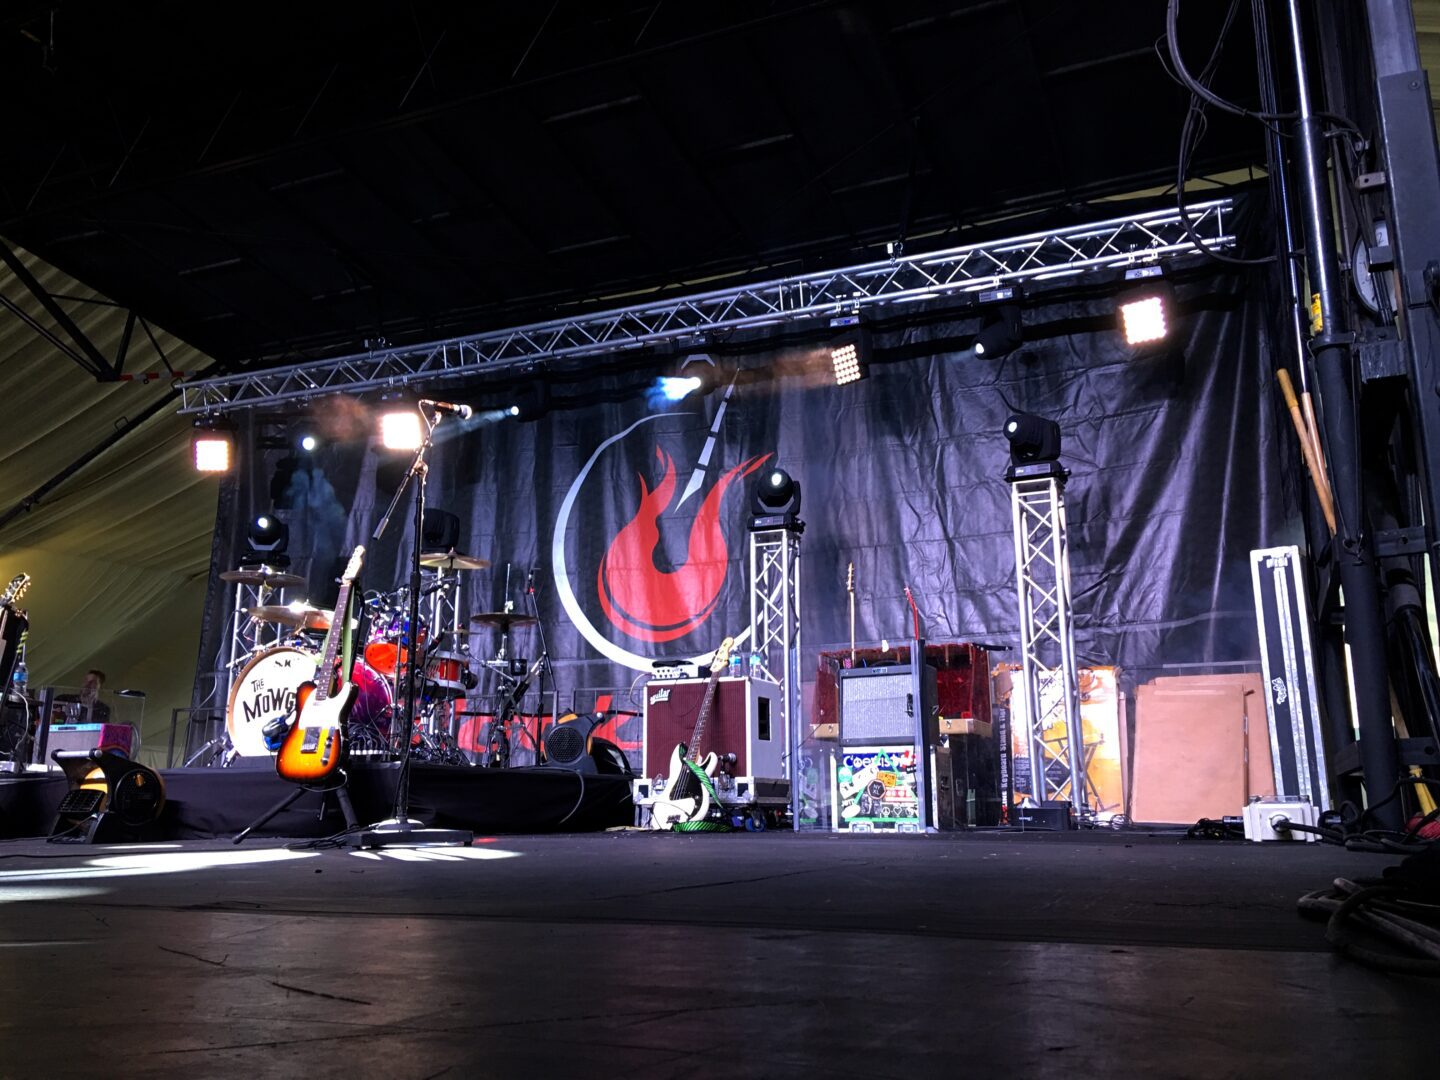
[350,406,471,849]
[526,570,556,762]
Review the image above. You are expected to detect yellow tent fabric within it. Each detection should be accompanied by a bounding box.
[0,243,217,766]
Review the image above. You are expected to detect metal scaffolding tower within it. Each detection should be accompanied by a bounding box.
[1008,466,1086,814]
[748,524,803,827]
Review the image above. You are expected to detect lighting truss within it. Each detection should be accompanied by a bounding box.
[747,525,803,830]
[179,199,1235,414]
[1009,473,1087,812]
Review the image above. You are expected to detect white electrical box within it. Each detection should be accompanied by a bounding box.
[1242,797,1320,842]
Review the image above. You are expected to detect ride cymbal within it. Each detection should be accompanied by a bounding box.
[468,611,539,630]
[419,549,491,571]
[247,602,332,631]
[220,566,306,589]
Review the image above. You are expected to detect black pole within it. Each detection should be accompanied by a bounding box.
[356,408,470,847]
[0,384,182,532]
[1285,0,1401,827]
[527,567,556,760]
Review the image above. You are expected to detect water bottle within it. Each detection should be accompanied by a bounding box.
[12,660,27,697]
[749,650,764,677]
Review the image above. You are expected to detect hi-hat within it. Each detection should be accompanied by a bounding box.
[419,549,491,571]
[247,602,332,631]
[469,611,538,630]
[221,566,306,589]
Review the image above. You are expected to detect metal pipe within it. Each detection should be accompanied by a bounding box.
[1285,0,1402,827]
[0,385,181,532]
[1252,0,1310,387]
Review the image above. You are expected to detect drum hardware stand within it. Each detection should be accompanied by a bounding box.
[350,404,471,848]
[181,734,239,768]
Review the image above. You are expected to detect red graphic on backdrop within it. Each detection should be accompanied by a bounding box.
[597,447,769,643]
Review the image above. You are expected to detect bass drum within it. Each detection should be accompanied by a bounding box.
[226,646,319,757]
[347,659,396,751]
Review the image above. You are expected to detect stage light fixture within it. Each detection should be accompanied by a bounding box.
[973,305,1023,359]
[826,315,870,386]
[191,420,234,473]
[750,467,802,527]
[831,340,864,385]
[507,381,549,422]
[657,354,716,402]
[243,513,289,566]
[379,405,424,450]
[293,423,321,453]
[1118,286,1173,346]
[1004,413,1063,467]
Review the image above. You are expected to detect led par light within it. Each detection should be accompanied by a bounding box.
[191,419,234,473]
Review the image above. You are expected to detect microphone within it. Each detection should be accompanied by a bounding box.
[420,399,474,420]
[526,567,535,596]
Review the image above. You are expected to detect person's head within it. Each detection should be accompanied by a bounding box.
[81,670,105,695]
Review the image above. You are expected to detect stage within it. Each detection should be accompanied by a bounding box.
[0,829,1430,1077]
[0,761,633,841]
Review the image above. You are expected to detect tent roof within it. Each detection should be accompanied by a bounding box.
[1,1,1263,369]
[0,245,215,750]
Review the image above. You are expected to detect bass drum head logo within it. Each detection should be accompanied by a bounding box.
[552,413,768,672]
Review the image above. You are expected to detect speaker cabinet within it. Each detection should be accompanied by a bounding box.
[641,676,782,780]
[542,719,633,775]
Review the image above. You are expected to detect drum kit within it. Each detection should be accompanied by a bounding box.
[210,551,548,769]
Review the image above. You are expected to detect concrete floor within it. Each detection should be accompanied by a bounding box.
[0,830,1434,1078]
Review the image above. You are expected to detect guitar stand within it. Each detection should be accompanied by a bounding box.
[233,773,360,844]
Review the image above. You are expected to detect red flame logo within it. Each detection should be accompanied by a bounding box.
[597,448,769,643]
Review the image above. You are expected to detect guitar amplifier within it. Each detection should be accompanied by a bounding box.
[642,676,783,779]
[39,723,135,762]
[837,664,938,746]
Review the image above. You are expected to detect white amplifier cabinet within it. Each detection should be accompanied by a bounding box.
[641,675,784,780]
[837,664,938,746]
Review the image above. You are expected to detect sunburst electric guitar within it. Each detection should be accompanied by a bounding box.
[650,637,735,832]
[275,546,364,784]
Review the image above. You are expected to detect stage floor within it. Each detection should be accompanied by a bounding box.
[0,830,1431,1077]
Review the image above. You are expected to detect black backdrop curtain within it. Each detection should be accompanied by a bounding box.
[197,257,1296,715]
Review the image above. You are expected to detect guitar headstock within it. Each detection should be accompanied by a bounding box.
[708,636,736,673]
[341,546,366,583]
[1,573,31,608]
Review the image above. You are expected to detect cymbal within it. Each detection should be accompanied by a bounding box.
[419,549,491,571]
[247,602,332,631]
[468,611,538,630]
[220,566,306,589]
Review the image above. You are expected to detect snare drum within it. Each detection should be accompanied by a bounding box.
[226,646,319,757]
[424,650,471,699]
